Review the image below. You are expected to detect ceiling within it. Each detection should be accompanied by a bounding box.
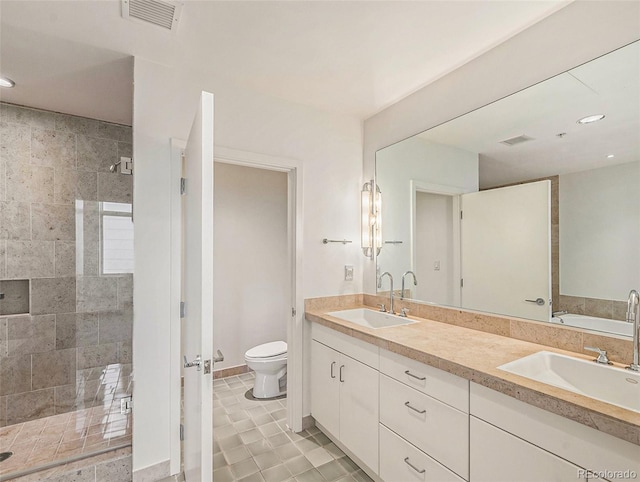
[416,40,640,187]
[0,0,570,125]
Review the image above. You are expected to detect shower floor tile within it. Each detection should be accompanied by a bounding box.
[214,373,372,482]
[0,364,132,478]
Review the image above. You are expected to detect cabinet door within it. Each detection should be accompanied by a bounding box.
[311,341,340,437]
[339,354,379,472]
[471,417,587,481]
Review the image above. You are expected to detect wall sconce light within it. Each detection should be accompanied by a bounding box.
[361,180,382,259]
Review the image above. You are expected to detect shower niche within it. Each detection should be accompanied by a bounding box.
[0,279,29,316]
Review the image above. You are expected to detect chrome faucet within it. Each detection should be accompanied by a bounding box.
[401,270,418,300]
[378,272,394,314]
[627,289,639,371]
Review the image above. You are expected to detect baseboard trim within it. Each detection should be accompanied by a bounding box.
[213,364,250,379]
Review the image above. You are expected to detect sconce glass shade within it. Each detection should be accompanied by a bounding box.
[361,180,382,259]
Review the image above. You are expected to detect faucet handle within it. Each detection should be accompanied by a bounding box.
[584,346,611,365]
[400,308,409,317]
[378,304,386,312]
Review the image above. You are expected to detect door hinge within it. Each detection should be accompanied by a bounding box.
[180,423,184,441]
[120,396,133,415]
[180,301,185,318]
[460,210,463,220]
[291,307,297,317]
[120,157,133,175]
[180,177,187,195]
[460,278,464,288]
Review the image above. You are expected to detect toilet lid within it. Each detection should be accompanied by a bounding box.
[246,341,287,358]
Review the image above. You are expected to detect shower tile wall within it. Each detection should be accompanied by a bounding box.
[0,103,133,426]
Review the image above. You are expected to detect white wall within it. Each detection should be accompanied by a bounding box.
[133,59,363,473]
[363,1,640,294]
[375,136,477,286]
[560,161,640,300]
[213,163,288,369]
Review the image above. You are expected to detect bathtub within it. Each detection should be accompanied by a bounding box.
[550,313,633,337]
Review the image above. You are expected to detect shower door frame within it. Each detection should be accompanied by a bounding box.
[169,143,304,475]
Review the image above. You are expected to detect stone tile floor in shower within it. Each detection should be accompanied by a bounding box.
[0,363,132,477]
[213,372,373,482]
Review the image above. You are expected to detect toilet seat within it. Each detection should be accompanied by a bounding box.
[245,341,287,359]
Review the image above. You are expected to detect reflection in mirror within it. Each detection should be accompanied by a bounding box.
[375,40,640,337]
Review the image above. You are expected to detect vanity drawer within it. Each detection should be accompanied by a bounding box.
[380,374,469,479]
[380,424,465,482]
[379,348,468,412]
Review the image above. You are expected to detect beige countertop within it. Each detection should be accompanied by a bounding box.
[305,302,640,446]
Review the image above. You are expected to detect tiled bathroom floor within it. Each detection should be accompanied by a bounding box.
[0,363,132,478]
[213,372,373,482]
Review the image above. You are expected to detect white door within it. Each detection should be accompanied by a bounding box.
[183,91,214,481]
[461,180,551,322]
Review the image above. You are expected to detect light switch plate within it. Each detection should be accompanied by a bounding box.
[345,265,354,281]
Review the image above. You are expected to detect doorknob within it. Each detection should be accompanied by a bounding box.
[525,298,545,306]
[184,355,202,370]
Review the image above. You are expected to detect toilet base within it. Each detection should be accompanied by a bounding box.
[252,368,287,399]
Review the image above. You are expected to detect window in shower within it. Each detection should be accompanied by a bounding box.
[100,202,134,275]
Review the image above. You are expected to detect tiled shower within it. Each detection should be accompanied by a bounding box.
[0,102,133,478]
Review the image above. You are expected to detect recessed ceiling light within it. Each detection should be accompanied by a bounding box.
[577,114,605,124]
[607,154,615,158]
[0,76,15,88]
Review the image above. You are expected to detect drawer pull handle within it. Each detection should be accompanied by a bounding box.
[339,365,345,383]
[404,401,426,414]
[330,361,336,379]
[404,457,426,474]
[405,370,426,381]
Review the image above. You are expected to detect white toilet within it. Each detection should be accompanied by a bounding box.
[244,341,287,399]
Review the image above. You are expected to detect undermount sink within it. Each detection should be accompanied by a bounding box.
[326,308,417,329]
[498,351,640,413]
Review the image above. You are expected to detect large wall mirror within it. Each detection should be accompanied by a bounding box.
[375,40,639,337]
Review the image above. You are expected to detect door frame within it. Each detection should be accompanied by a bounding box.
[169,143,304,474]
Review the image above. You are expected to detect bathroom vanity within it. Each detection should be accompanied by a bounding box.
[306,299,640,482]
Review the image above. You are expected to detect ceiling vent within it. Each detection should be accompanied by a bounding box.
[121,0,183,32]
[499,135,534,147]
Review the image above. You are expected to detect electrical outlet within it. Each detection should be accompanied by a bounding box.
[344,265,354,281]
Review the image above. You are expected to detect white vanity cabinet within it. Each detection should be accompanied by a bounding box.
[470,382,640,482]
[380,425,464,482]
[311,324,379,474]
[470,417,585,481]
[379,349,469,481]
[310,321,640,482]
[310,340,340,436]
